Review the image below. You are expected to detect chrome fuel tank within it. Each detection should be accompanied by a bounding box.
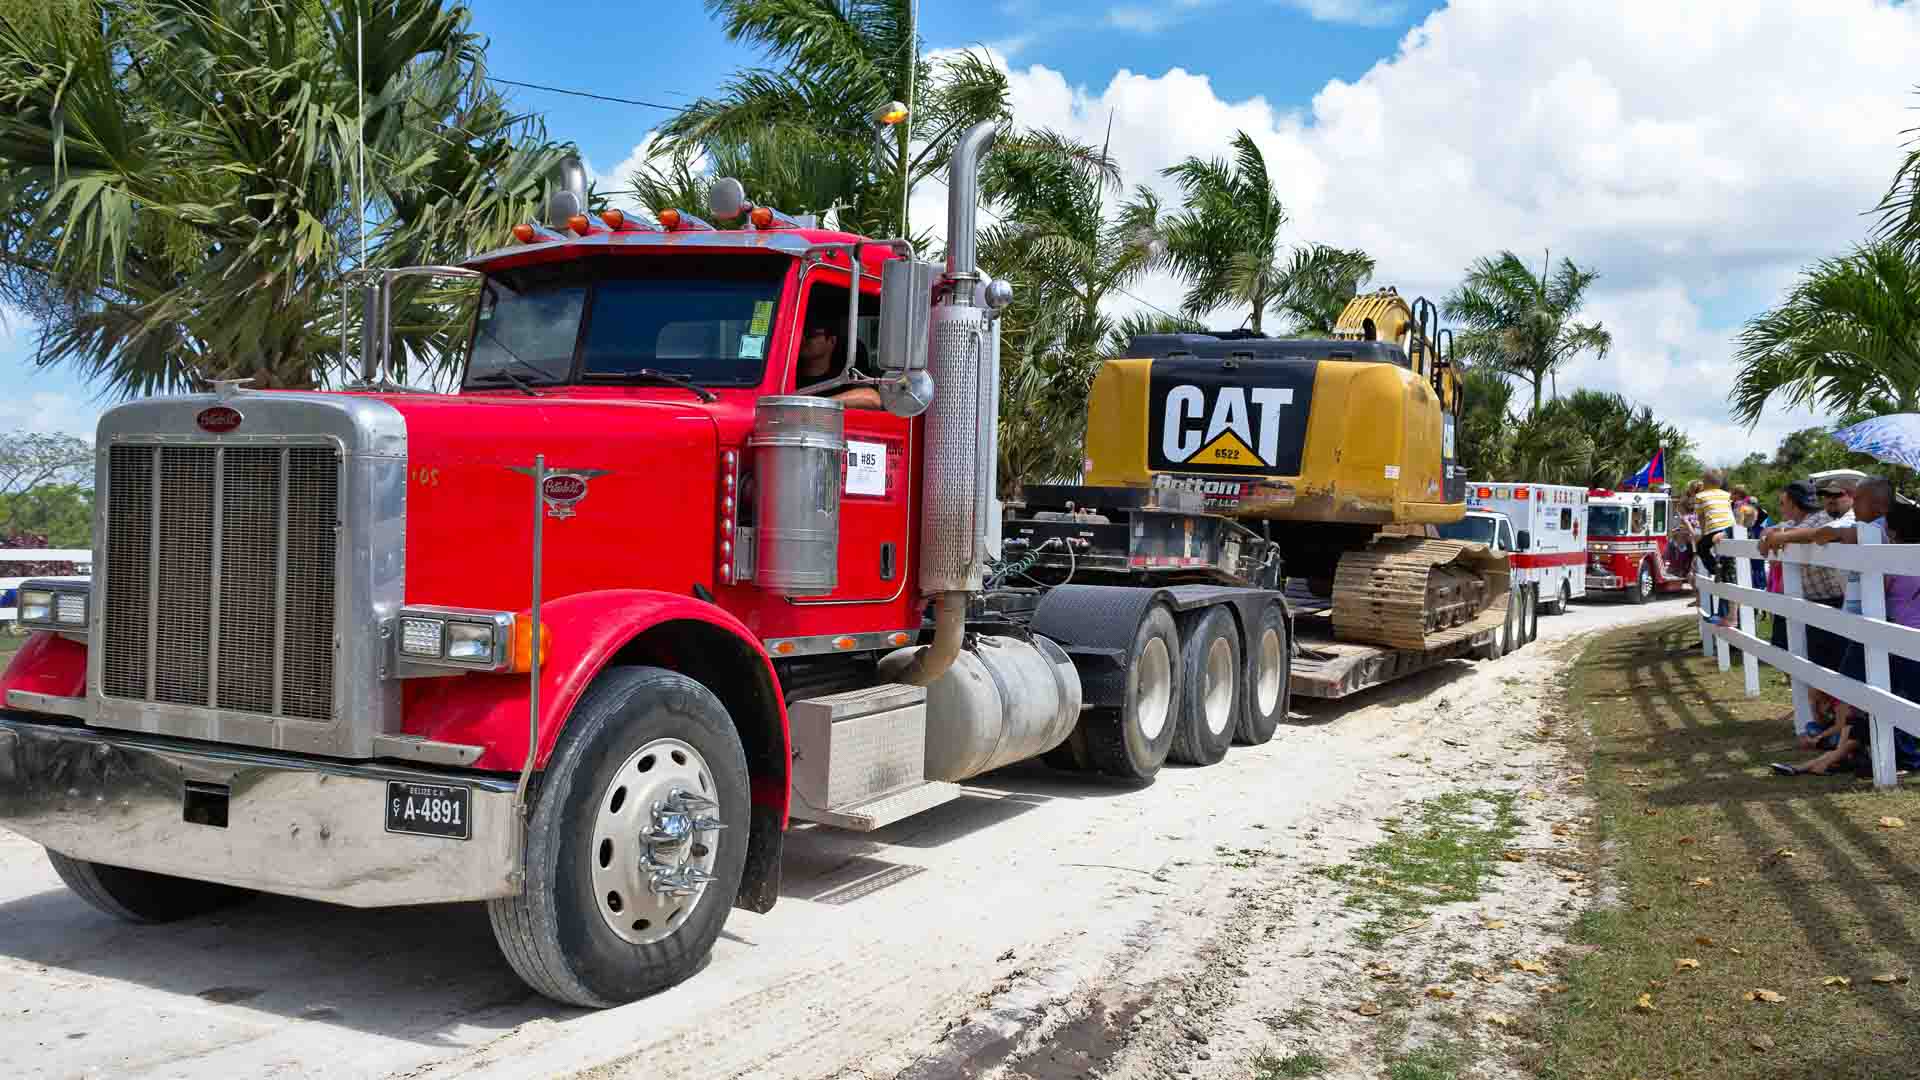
[878,634,1081,781]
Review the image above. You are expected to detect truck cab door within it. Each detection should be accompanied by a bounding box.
[788,272,916,613]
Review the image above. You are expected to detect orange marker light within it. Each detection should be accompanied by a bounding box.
[749,206,775,228]
[773,640,796,656]
[567,213,590,236]
[511,222,536,244]
[601,208,625,229]
[659,208,682,230]
[887,632,911,647]
[833,636,857,651]
[509,620,552,673]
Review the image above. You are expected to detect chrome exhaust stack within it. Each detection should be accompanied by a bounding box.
[899,121,1000,687]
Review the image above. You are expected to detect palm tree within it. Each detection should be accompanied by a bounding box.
[975,132,1156,494]
[0,0,568,395]
[1456,367,1517,479]
[1153,132,1291,333]
[1442,251,1612,415]
[1269,244,1376,337]
[656,2,1008,240]
[1731,241,1920,426]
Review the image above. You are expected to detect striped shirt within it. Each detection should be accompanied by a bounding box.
[1695,488,1736,534]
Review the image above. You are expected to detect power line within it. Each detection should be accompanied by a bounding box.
[485,77,690,113]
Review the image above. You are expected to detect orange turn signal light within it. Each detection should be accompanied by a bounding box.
[509,620,553,673]
[601,208,625,230]
[567,213,590,236]
[659,208,682,230]
[749,206,775,228]
[511,222,536,244]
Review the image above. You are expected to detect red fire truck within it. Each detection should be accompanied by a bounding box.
[0,125,1503,1008]
[1584,487,1688,602]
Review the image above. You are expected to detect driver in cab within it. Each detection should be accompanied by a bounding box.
[796,317,881,409]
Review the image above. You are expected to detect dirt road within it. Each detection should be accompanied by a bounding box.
[0,595,1690,1079]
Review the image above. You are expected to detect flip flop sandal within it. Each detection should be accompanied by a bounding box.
[1770,763,1802,776]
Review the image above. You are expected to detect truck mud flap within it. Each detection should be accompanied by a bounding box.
[1032,584,1288,708]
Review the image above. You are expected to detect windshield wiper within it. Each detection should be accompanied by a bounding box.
[468,356,563,396]
[615,368,718,403]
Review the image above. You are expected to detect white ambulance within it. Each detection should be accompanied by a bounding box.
[1440,482,1590,614]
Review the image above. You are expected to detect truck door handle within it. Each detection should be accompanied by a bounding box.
[880,542,896,580]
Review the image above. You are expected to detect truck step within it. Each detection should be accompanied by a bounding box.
[789,781,963,831]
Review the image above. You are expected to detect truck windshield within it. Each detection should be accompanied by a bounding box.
[1588,505,1632,536]
[1435,516,1498,545]
[465,256,787,388]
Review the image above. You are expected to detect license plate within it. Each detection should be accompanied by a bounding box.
[385,781,471,840]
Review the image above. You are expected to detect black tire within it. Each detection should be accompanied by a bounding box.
[1170,606,1239,767]
[488,665,750,1008]
[1630,559,1654,605]
[1542,580,1570,615]
[1525,585,1540,643]
[46,850,253,923]
[1497,588,1518,656]
[1236,601,1290,746]
[1083,605,1181,781]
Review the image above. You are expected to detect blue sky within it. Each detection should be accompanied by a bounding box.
[8,1,1920,462]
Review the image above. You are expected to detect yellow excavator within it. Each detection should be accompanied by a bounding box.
[1076,288,1510,651]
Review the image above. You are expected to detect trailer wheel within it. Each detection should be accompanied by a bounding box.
[46,851,254,923]
[1170,606,1239,767]
[1237,601,1290,745]
[1082,604,1181,781]
[1631,559,1655,604]
[488,665,749,1009]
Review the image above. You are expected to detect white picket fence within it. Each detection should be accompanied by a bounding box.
[0,549,92,622]
[1695,532,1920,788]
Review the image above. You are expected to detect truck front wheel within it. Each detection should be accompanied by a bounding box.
[489,665,750,1008]
[47,851,254,923]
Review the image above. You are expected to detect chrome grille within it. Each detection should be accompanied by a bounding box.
[101,444,340,721]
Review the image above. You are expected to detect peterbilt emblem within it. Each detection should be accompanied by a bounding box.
[511,465,610,519]
[196,406,243,433]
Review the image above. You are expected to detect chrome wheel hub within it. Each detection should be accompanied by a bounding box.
[1255,627,1283,716]
[1203,636,1234,736]
[591,737,725,945]
[1135,636,1173,740]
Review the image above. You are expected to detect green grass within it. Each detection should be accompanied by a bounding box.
[1534,617,1920,1080]
[1252,1049,1330,1078]
[1385,1042,1465,1080]
[1313,789,1523,946]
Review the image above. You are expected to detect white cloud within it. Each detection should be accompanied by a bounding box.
[929,0,1920,463]
[1106,0,1219,34]
[0,390,103,441]
[584,131,665,196]
[1282,0,1407,26]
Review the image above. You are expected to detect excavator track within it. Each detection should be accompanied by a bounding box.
[1331,537,1512,651]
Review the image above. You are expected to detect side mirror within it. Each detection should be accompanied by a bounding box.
[878,259,937,372]
[1516,529,1532,552]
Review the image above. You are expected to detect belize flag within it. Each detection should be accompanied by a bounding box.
[1626,448,1664,490]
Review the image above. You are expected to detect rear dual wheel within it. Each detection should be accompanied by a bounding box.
[1170,606,1240,767]
[1082,605,1182,781]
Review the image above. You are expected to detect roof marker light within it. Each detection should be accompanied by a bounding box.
[659,208,682,230]
[601,208,625,229]
[749,206,775,229]
[567,213,590,235]
[511,223,536,244]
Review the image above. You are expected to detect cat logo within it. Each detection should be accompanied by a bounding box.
[1160,385,1295,469]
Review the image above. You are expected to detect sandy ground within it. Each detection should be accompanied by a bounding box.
[0,593,1689,1080]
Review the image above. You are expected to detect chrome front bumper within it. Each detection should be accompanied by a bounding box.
[0,716,521,907]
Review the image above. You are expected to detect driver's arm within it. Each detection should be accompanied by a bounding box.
[831,384,882,410]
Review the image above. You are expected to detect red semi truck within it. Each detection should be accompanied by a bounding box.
[0,126,1314,1007]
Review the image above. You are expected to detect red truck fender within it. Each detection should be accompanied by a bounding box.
[0,631,88,700]
[402,589,790,826]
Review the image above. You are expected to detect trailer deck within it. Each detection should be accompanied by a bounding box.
[1284,584,1497,699]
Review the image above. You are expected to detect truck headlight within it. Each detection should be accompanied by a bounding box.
[17,589,52,624]
[15,579,89,634]
[392,607,516,674]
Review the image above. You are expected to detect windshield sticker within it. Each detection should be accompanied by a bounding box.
[738,334,767,359]
[748,300,773,336]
